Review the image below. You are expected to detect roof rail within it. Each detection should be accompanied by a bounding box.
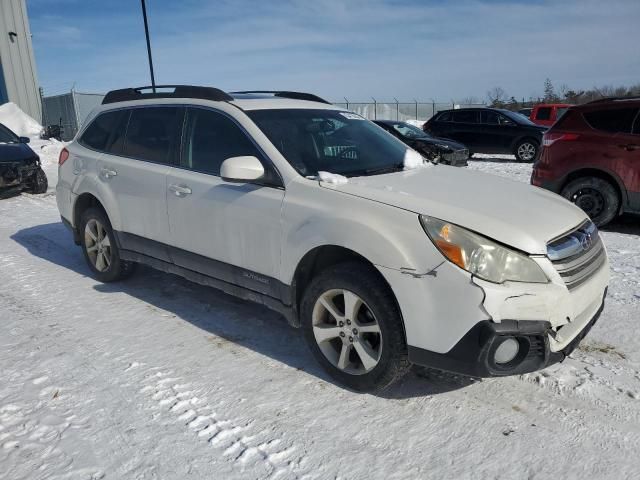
[102,85,233,105]
[587,96,640,104]
[230,90,332,105]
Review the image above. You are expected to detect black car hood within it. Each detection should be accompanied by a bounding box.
[0,143,39,163]
[413,136,466,150]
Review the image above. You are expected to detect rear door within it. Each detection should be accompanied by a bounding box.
[97,106,183,247]
[583,106,640,206]
[450,110,481,149]
[166,107,285,288]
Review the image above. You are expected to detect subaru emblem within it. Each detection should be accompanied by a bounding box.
[580,233,592,251]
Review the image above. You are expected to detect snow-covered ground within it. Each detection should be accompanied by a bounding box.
[1,110,639,479]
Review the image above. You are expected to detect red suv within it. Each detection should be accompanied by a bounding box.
[531,98,640,226]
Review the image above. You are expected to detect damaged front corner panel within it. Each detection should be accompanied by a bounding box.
[400,261,445,278]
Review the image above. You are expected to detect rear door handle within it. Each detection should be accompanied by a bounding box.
[168,184,192,197]
[100,167,117,179]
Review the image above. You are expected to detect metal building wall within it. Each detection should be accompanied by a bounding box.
[42,91,105,141]
[0,0,42,122]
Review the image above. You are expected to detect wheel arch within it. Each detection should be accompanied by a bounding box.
[511,135,540,152]
[560,168,627,212]
[72,192,109,244]
[290,245,406,341]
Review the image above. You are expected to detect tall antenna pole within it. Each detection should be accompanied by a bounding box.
[141,0,156,92]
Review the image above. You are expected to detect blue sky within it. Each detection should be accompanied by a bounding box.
[27,0,640,102]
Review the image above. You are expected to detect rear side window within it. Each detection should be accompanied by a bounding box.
[436,111,452,122]
[633,114,640,135]
[123,107,183,164]
[584,108,638,134]
[181,108,263,176]
[535,107,552,121]
[452,111,479,123]
[79,110,127,151]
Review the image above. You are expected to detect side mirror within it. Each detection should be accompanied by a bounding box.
[19,136,30,144]
[220,156,265,183]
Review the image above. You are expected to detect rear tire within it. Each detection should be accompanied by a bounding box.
[80,207,136,282]
[514,139,539,162]
[27,167,48,194]
[301,262,410,392]
[561,177,619,227]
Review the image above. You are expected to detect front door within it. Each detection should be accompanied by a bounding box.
[166,107,285,292]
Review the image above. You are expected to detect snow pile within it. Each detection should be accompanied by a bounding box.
[318,171,349,184]
[403,148,429,170]
[0,102,42,137]
[405,119,426,129]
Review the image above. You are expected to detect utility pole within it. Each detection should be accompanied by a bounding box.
[141,0,156,92]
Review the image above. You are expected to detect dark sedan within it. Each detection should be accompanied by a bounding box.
[0,122,47,198]
[373,120,469,167]
[423,108,547,162]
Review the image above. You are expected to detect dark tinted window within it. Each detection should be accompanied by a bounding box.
[104,110,129,154]
[182,108,263,176]
[633,113,640,135]
[452,110,479,123]
[0,124,17,143]
[482,111,499,124]
[535,107,552,120]
[436,111,452,122]
[123,107,183,163]
[584,108,638,134]
[80,110,126,151]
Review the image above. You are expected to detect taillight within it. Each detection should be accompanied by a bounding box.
[59,147,70,165]
[542,132,580,147]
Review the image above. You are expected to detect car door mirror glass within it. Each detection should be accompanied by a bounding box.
[19,136,30,143]
[220,155,265,182]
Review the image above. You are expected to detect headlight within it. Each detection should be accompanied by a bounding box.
[420,216,548,284]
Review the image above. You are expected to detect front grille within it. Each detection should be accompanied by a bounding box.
[547,220,606,291]
[443,148,469,163]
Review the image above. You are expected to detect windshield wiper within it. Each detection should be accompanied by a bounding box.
[345,163,404,177]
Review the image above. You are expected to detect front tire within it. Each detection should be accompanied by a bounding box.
[301,262,410,392]
[561,177,619,227]
[27,167,48,194]
[80,207,136,282]
[514,139,539,162]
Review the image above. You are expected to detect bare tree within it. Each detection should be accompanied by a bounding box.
[486,87,508,107]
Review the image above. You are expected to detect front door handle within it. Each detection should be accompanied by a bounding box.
[168,184,192,197]
[100,167,117,179]
[619,144,640,151]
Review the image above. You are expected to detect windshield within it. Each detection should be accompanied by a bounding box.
[390,122,428,139]
[248,109,411,177]
[501,110,536,126]
[0,124,19,143]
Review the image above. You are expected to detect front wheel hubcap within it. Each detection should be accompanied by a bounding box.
[312,289,382,375]
[84,219,112,272]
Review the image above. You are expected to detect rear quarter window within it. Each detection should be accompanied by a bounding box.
[584,107,638,134]
[436,111,452,122]
[452,111,479,123]
[79,110,127,151]
[535,107,552,121]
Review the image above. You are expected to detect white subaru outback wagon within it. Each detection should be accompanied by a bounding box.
[56,86,609,392]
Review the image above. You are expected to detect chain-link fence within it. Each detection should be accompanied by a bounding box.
[41,89,104,141]
[332,100,486,122]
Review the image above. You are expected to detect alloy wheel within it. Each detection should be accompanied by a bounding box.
[517,142,536,161]
[312,289,383,375]
[84,219,112,272]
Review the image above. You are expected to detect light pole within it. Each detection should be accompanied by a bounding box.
[141,0,156,92]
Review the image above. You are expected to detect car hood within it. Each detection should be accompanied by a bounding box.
[322,166,587,254]
[0,143,38,163]
[414,136,466,151]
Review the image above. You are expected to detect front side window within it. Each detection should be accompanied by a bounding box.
[248,109,411,177]
[123,107,183,164]
[452,111,479,123]
[584,108,639,134]
[181,108,264,176]
[535,107,552,120]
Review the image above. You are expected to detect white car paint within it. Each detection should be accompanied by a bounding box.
[57,95,609,360]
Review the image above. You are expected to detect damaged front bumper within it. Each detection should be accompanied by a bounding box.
[0,158,40,189]
[408,293,605,377]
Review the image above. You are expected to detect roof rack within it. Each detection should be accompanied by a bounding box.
[587,96,640,104]
[230,90,331,105]
[102,85,233,105]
